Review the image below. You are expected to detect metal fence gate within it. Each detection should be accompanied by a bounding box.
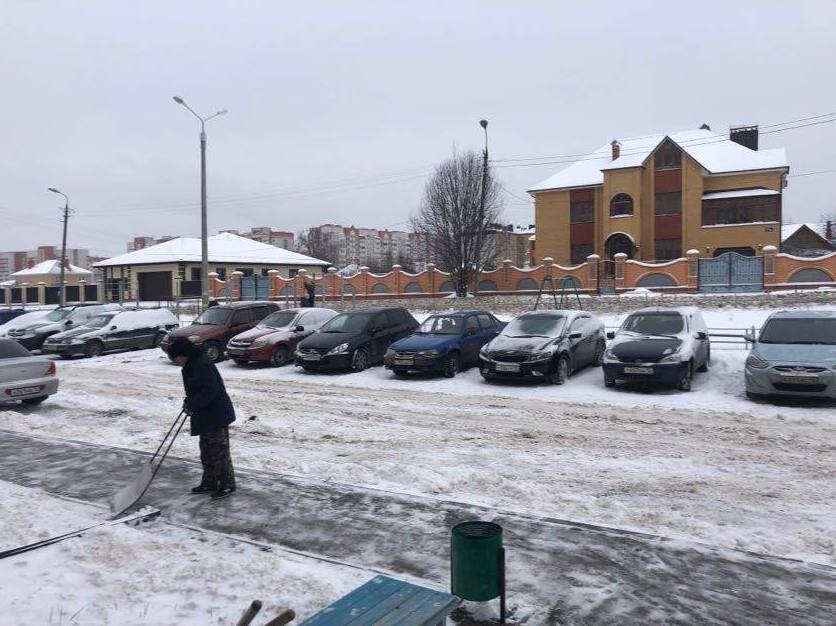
[240,275,270,300]
[699,252,764,292]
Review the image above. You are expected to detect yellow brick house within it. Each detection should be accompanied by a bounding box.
[528,125,788,271]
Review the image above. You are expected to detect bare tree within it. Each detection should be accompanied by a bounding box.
[297,228,340,266]
[820,210,836,240]
[412,151,502,296]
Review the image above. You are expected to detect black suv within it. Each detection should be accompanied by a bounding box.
[295,307,418,372]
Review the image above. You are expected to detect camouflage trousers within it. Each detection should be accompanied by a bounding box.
[198,427,235,490]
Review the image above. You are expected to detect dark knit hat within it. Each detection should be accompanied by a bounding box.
[167,336,200,359]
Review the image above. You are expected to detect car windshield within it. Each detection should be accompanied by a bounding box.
[320,312,373,333]
[759,318,836,345]
[621,313,684,336]
[194,308,231,325]
[45,308,72,322]
[501,314,565,338]
[419,316,463,335]
[85,314,116,329]
[261,311,298,329]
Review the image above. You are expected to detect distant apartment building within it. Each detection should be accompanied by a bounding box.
[219,227,295,250]
[0,246,90,283]
[308,224,426,271]
[127,235,176,252]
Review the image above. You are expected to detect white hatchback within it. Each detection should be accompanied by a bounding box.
[0,338,59,405]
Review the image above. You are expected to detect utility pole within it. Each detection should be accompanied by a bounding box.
[48,187,70,306]
[173,96,227,310]
[474,119,489,295]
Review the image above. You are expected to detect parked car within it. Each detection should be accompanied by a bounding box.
[42,308,179,358]
[7,303,122,351]
[744,310,836,400]
[384,311,504,377]
[0,309,26,325]
[0,338,58,405]
[227,307,338,366]
[479,310,605,384]
[602,306,710,391]
[295,307,419,372]
[0,309,52,337]
[161,301,279,362]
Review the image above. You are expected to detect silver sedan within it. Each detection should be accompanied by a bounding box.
[0,338,59,405]
[745,311,836,400]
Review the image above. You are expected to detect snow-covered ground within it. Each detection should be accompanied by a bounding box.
[0,305,834,623]
[0,480,366,625]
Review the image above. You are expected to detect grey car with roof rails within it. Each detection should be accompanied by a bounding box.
[745,310,836,400]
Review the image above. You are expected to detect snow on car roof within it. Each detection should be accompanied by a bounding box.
[93,232,329,267]
[528,128,788,193]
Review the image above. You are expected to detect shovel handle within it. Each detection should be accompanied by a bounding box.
[149,409,186,464]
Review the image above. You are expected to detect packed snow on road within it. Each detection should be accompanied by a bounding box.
[0,305,834,624]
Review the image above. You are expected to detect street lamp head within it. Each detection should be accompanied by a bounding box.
[217,109,228,116]
[480,119,488,129]
[47,187,61,193]
[173,96,185,105]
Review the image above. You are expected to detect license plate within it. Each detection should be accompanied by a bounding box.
[394,357,414,365]
[495,363,520,373]
[9,386,42,397]
[780,375,818,384]
[624,366,653,375]
[227,348,245,355]
[302,353,322,361]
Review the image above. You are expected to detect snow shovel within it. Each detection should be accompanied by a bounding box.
[109,409,188,516]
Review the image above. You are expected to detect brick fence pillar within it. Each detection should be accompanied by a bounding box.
[426,263,436,294]
[37,282,46,305]
[359,266,370,295]
[502,259,513,291]
[762,245,777,290]
[392,264,402,295]
[327,267,338,300]
[78,280,87,303]
[586,254,600,291]
[230,271,244,300]
[614,253,627,290]
[267,270,280,299]
[686,249,700,291]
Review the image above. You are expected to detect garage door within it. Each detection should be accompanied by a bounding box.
[138,271,173,300]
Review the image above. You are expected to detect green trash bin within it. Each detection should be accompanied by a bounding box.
[451,520,505,607]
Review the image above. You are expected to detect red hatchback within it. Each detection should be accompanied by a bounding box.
[227,307,338,367]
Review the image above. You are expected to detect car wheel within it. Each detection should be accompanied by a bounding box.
[678,362,693,392]
[697,347,710,373]
[203,342,221,362]
[85,340,104,358]
[443,352,460,378]
[551,354,570,385]
[270,345,289,367]
[351,348,369,372]
[22,396,47,406]
[593,340,606,367]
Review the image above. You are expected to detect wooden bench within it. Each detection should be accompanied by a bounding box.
[299,575,460,626]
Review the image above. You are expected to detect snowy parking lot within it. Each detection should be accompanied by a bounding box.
[1,305,835,623]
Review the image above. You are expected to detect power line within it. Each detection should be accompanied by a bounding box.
[788,168,836,178]
[489,114,836,166]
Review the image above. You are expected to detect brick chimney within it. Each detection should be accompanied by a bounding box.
[611,139,621,161]
[27,258,35,269]
[729,125,759,151]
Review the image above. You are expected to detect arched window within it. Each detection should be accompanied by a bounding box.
[610,193,634,217]
[404,282,424,293]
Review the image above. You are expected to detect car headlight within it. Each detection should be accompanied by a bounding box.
[328,343,349,355]
[659,349,682,363]
[479,345,490,357]
[251,338,270,349]
[746,353,770,369]
[417,349,441,357]
[188,335,202,343]
[604,349,619,361]
[385,349,395,358]
[528,345,557,360]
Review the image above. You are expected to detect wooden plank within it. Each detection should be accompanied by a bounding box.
[300,576,405,626]
[345,584,424,625]
[372,588,459,626]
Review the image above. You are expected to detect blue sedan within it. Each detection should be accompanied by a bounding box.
[384,311,504,377]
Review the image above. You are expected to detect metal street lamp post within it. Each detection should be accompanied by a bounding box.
[474,119,489,295]
[173,96,227,309]
[47,187,70,306]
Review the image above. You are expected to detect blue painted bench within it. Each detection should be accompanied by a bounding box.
[299,575,460,626]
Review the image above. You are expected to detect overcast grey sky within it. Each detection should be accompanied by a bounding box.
[2,0,834,257]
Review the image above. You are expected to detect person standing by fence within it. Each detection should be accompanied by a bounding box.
[299,271,316,307]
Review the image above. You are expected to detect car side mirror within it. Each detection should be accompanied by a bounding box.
[295,325,304,332]
[369,327,379,336]
[744,331,755,343]
[65,320,73,326]
[696,331,707,340]
[110,325,117,330]
[569,331,583,339]
[606,331,615,340]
